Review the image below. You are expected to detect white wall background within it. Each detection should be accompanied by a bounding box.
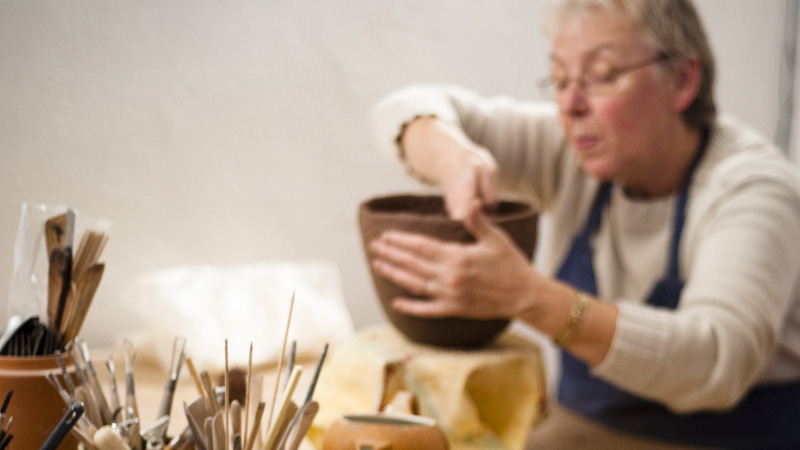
[0,0,793,347]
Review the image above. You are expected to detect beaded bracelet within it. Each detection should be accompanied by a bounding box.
[553,292,591,347]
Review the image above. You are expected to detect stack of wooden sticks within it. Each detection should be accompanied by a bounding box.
[0,208,108,356]
[45,209,108,347]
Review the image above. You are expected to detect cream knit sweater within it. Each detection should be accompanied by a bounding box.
[370,84,800,413]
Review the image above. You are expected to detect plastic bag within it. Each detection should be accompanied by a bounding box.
[7,202,111,321]
[126,261,356,372]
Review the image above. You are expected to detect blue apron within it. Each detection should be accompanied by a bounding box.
[554,133,800,450]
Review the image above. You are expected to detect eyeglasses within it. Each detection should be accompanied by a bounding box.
[538,52,671,100]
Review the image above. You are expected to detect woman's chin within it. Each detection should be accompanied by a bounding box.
[579,159,617,182]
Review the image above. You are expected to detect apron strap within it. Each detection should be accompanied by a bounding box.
[664,129,710,282]
[554,182,612,294]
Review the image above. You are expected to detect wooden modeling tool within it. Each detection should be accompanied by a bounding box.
[262,365,302,450]
[267,291,296,429]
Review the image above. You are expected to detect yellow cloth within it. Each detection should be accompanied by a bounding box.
[309,324,547,450]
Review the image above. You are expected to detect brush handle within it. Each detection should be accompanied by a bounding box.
[41,403,84,450]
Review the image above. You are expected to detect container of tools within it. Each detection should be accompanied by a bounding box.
[0,203,110,449]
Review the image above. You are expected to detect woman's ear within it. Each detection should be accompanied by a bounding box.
[671,57,702,112]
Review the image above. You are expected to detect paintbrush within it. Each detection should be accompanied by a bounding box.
[0,432,11,450]
[0,416,13,450]
[0,390,12,429]
[0,392,11,448]
[304,343,328,406]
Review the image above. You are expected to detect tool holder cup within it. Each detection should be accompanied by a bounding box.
[359,194,538,348]
[0,355,79,449]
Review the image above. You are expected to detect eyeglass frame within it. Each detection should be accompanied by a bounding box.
[537,52,672,100]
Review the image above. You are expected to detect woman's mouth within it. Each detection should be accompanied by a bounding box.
[574,135,600,153]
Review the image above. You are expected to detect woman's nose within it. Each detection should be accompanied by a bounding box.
[558,81,590,117]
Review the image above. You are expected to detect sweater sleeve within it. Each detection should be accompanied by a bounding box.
[370,84,464,161]
[370,84,567,207]
[593,142,800,413]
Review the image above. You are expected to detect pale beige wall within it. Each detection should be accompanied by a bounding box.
[0,0,789,347]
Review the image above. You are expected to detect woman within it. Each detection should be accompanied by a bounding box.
[368,1,800,449]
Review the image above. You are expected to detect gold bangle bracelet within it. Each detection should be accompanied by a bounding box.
[553,292,591,348]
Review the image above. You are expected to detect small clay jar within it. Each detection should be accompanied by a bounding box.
[0,355,79,449]
[322,413,450,450]
[359,194,537,347]
[323,391,449,450]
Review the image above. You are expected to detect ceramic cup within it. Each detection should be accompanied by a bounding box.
[0,355,79,449]
[322,413,450,450]
[359,194,538,347]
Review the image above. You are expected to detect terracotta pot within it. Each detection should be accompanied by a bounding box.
[324,390,449,450]
[359,194,537,347]
[322,413,450,450]
[0,355,79,449]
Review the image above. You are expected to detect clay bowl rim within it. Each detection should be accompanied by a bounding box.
[342,413,438,427]
[359,194,537,225]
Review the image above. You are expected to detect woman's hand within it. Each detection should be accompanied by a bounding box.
[440,145,500,219]
[368,201,540,320]
[370,200,618,367]
[401,117,500,219]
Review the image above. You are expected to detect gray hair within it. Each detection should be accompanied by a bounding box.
[543,0,716,129]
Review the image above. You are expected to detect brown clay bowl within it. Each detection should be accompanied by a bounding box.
[359,194,538,348]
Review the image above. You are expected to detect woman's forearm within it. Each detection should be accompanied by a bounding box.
[400,116,500,217]
[518,279,617,367]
